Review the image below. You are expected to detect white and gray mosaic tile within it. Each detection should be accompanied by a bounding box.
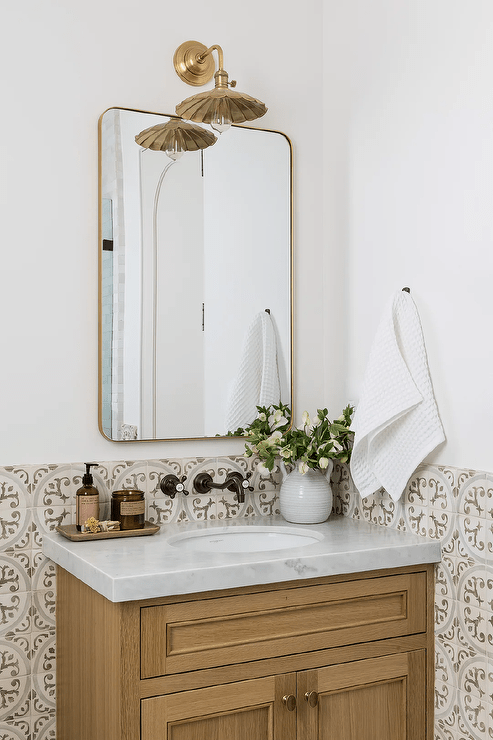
[332,462,493,740]
[2,455,493,739]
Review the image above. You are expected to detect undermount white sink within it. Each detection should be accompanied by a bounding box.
[168,525,324,553]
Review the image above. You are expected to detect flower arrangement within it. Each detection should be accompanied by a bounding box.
[234,402,355,475]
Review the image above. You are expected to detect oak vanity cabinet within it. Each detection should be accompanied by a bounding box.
[56,563,434,740]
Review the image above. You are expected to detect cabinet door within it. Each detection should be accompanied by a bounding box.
[141,673,297,740]
[298,651,426,740]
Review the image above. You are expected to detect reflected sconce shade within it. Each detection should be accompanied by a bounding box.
[135,117,217,160]
[174,41,268,133]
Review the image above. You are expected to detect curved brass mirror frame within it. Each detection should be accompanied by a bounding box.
[98,107,293,442]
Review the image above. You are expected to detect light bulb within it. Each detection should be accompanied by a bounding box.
[165,145,185,161]
[210,100,231,133]
[210,116,231,134]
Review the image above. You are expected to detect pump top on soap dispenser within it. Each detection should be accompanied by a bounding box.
[76,463,100,532]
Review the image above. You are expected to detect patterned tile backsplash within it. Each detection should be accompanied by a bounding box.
[0,455,279,740]
[332,462,493,740]
[0,454,490,740]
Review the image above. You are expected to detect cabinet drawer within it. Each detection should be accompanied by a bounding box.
[140,572,426,679]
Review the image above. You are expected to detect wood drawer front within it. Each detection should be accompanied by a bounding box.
[141,572,426,679]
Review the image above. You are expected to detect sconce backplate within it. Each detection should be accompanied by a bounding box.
[174,41,215,87]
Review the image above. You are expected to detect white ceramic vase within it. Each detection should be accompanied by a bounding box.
[279,460,334,524]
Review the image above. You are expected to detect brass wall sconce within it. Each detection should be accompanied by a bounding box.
[135,40,267,159]
[174,40,268,133]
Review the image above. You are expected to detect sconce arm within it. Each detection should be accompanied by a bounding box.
[173,40,236,88]
[198,44,224,72]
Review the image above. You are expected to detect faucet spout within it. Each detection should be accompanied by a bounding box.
[193,471,253,503]
[224,473,246,503]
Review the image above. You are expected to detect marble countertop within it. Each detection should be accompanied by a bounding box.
[42,515,441,603]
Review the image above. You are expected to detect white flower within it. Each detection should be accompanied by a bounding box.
[298,461,309,474]
[301,411,310,427]
[331,439,343,452]
[267,430,283,445]
[274,415,288,429]
[269,409,288,429]
[280,446,292,459]
[257,462,271,477]
[311,415,322,428]
[318,457,329,469]
[258,412,267,422]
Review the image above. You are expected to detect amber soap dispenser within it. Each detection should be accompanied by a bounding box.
[76,463,100,531]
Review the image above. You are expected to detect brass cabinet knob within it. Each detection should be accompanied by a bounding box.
[282,694,297,712]
[304,691,319,707]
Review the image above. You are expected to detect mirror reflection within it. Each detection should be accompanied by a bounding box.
[99,108,292,441]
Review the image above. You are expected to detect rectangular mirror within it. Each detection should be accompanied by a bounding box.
[99,107,292,441]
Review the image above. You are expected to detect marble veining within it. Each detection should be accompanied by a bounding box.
[42,514,441,602]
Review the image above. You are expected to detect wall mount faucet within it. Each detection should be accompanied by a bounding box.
[193,471,253,503]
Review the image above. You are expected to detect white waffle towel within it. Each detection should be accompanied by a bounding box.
[350,291,445,501]
[225,312,280,431]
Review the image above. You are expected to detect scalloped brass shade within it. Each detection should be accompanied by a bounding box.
[175,86,267,126]
[135,118,217,153]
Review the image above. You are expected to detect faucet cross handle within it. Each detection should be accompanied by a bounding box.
[236,471,254,493]
[160,474,189,499]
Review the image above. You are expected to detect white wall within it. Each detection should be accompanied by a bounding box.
[4,0,488,472]
[0,0,325,465]
[324,0,493,471]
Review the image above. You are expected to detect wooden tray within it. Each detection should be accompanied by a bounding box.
[56,521,160,541]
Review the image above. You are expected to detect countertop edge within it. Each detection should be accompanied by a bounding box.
[111,543,441,602]
[43,516,442,603]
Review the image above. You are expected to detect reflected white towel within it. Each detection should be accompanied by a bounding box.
[350,291,445,501]
[225,312,280,431]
